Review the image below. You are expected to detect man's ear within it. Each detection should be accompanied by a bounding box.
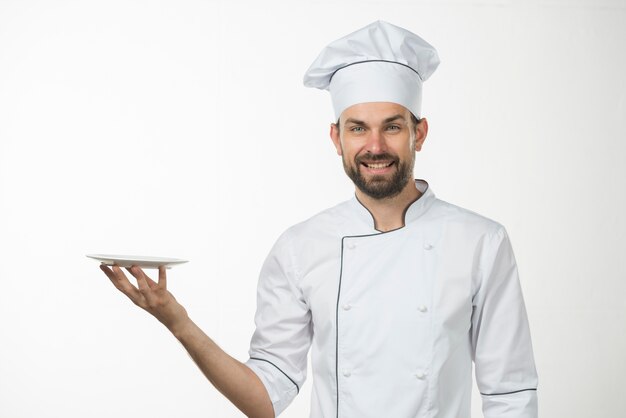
[330,123,343,156]
[414,118,429,152]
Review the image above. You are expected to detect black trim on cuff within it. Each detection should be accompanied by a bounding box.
[480,388,537,396]
[249,357,300,394]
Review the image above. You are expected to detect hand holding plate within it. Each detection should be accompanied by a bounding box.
[100,264,190,333]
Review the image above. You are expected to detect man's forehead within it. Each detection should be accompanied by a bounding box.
[340,102,411,124]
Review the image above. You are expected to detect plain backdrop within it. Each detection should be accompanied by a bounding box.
[1,0,625,417]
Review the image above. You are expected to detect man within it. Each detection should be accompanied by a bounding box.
[100,21,538,418]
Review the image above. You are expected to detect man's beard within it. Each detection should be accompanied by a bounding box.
[343,152,414,200]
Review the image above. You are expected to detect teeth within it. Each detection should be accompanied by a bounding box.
[366,162,392,169]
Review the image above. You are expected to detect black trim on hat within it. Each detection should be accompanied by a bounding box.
[329,59,423,83]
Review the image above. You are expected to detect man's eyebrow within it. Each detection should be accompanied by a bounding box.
[344,118,366,125]
[343,114,406,126]
[383,114,406,124]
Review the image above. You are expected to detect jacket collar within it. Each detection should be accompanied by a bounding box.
[349,179,435,232]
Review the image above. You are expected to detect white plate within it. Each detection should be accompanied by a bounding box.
[86,254,188,269]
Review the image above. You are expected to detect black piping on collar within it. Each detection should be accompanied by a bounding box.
[354,189,423,233]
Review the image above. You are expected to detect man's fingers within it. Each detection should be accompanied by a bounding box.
[101,264,143,302]
[100,264,115,280]
[126,266,158,290]
[126,266,170,311]
[127,266,151,294]
[158,265,167,289]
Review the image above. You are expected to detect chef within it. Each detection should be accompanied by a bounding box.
[101,20,538,418]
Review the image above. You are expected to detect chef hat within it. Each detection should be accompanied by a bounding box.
[303,20,439,120]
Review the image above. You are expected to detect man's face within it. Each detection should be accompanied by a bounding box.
[330,102,428,200]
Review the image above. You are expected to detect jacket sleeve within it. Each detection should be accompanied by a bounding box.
[471,225,538,418]
[244,230,312,417]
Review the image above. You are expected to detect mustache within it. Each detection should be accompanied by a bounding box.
[355,153,398,164]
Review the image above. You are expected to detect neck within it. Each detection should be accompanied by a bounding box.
[356,180,421,232]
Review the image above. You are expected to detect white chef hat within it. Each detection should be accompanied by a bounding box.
[303,20,440,120]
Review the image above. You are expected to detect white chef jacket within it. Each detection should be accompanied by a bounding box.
[245,180,538,418]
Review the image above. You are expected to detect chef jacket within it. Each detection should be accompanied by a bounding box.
[245,180,538,418]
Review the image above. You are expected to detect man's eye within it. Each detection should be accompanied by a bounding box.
[350,126,365,132]
[386,125,401,131]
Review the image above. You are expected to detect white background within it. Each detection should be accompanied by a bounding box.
[1,0,625,417]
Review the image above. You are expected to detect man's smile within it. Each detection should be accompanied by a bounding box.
[359,159,396,174]
[362,161,394,169]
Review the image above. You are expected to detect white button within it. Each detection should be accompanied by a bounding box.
[418,305,428,313]
[423,243,434,250]
[415,370,427,379]
[342,304,352,311]
[342,369,351,377]
[346,242,356,249]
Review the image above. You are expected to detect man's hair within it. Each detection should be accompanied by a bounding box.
[335,112,422,131]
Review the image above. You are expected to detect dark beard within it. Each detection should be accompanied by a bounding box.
[343,153,414,200]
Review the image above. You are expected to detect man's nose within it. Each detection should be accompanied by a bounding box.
[365,129,387,154]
